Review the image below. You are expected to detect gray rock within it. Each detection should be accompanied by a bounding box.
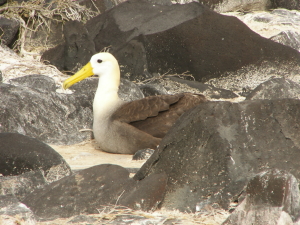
[246,78,300,100]
[271,0,300,10]
[223,169,300,225]
[0,82,93,145]
[9,74,57,92]
[270,30,300,52]
[135,99,300,212]
[119,78,145,101]
[139,83,168,97]
[0,16,19,46]
[22,164,167,220]
[44,0,300,83]
[0,133,71,180]
[42,20,96,72]
[0,0,7,6]
[140,10,300,83]
[132,148,155,160]
[168,77,238,99]
[63,20,96,73]
[0,170,46,201]
[213,0,272,13]
[0,133,72,199]
[0,195,36,224]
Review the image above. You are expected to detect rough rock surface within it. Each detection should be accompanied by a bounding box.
[135,99,300,212]
[22,164,167,220]
[223,169,300,225]
[246,78,300,100]
[0,133,71,179]
[0,195,36,224]
[212,0,271,13]
[271,0,300,10]
[0,75,144,145]
[0,81,93,145]
[43,0,300,83]
[270,30,300,52]
[42,20,96,72]
[138,83,168,97]
[9,74,57,92]
[0,169,47,201]
[0,16,19,46]
[0,133,72,199]
[168,77,238,99]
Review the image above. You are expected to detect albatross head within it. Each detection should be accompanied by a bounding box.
[63,52,120,90]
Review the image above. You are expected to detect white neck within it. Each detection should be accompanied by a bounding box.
[93,69,122,122]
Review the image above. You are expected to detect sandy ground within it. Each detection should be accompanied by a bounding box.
[49,140,145,171]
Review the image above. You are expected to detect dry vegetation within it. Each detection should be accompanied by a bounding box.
[0,0,97,55]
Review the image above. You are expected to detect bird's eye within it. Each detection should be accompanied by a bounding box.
[97,59,102,63]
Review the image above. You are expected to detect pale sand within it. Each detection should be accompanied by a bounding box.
[49,140,145,171]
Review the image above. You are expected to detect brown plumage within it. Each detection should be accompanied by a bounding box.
[63,53,206,154]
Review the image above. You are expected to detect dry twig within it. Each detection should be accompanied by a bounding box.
[136,70,195,85]
[0,0,97,55]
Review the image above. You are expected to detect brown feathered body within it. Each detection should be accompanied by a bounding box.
[103,93,206,154]
[63,52,207,154]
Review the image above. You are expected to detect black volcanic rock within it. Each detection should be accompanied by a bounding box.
[271,0,300,10]
[0,17,19,46]
[22,164,167,220]
[43,0,300,84]
[0,133,72,200]
[223,169,300,224]
[135,99,300,212]
[0,133,71,178]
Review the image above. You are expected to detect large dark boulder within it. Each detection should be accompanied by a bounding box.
[0,133,71,179]
[223,170,300,225]
[42,20,96,72]
[0,133,72,199]
[43,0,300,83]
[135,99,300,212]
[22,164,167,220]
[139,11,300,82]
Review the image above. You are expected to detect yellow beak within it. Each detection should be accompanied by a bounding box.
[63,62,94,89]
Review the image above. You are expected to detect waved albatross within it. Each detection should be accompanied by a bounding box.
[63,52,206,154]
